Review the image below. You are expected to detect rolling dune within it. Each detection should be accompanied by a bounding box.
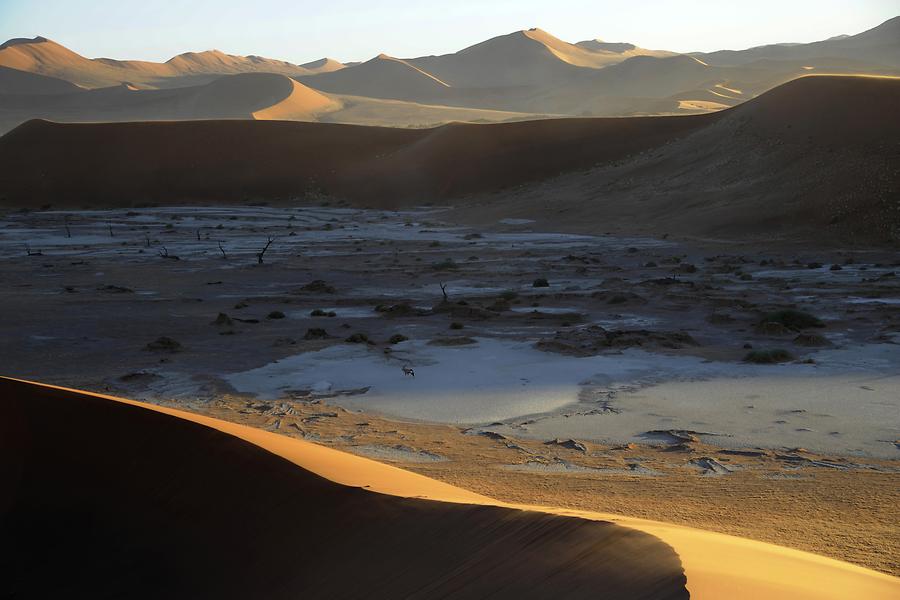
[0,65,82,95]
[2,377,898,599]
[0,76,896,243]
[454,75,900,244]
[0,377,688,599]
[0,36,317,89]
[298,53,452,102]
[0,108,713,207]
[3,22,896,121]
[0,72,337,131]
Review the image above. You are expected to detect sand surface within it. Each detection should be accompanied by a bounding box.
[2,378,897,599]
[0,377,688,599]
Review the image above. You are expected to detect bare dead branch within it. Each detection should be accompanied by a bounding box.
[158,246,181,261]
[257,236,276,264]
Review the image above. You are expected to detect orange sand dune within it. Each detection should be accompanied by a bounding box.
[298,53,452,102]
[0,36,313,89]
[299,57,346,74]
[0,72,336,130]
[251,78,338,120]
[2,377,898,599]
[0,377,687,599]
[523,29,674,69]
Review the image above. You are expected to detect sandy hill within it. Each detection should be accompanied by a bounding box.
[0,108,709,208]
[406,29,591,88]
[2,21,898,122]
[454,75,900,245]
[318,94,544,128]
[0,64,82,94]
[163,49,311,77]
[0,377,689,599]
[0,72,337,132]
[0,36,146,88]
[695,16,900,67]
[297,54,451,102]
[0,36,313,89]
[4,378,899,599]
[576,39,669,56]
[299,57,346,74]
[590,54,714,97]
[517,28,671,69]
[0,71,543,134]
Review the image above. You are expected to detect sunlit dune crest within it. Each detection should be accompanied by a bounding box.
[2,378,897,599]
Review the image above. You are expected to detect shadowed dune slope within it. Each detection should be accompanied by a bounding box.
[0,65,82,94]
[454,75,900,244]
[0,112,713,207]
[0,377,688,599]
[695,16,900,68]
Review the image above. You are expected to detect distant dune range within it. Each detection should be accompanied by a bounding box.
[0,18,898,130]
[1,76,897,244]
[0,36,340,88]
[0,377,689,599]
[3,378,899,599]
[0,73,338,128]
[0,70,543,133]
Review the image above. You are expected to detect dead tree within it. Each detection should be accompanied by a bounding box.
[25,244,43,256]
[439,282,449,302]
[64,216,71,238]
[257,236,275,264]
[158,246,180,260]
[196,229,201,241]
[145,234,151,248]
[107,222,114,237]
[218,242,228,260]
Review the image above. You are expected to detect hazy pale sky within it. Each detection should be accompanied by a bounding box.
[0,0,896,64]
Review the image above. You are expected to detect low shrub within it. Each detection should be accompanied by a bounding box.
[744,349,793,364]
[303,328,328,340]
[760,309,824,330]
[432,259,459,271]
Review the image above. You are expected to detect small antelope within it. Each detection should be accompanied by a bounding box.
[402,366,415,377]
